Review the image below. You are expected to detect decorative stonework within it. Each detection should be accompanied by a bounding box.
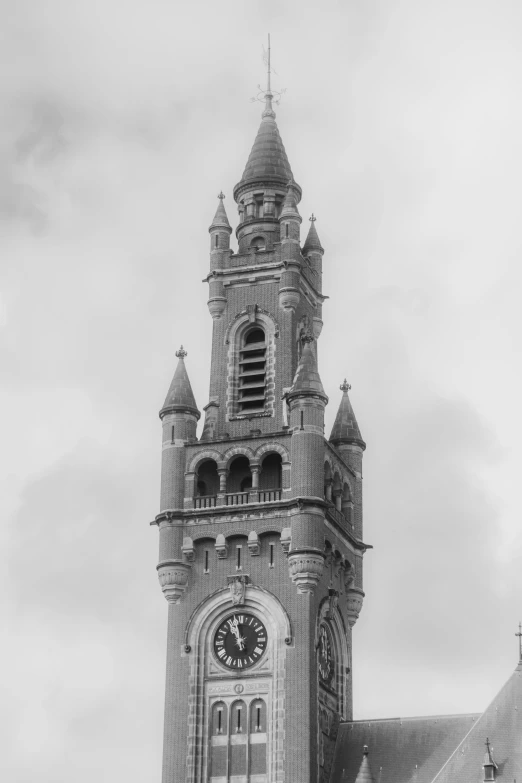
[227,574,250,605]
[215,533,228,559]
[247,530,260,555]
[279,286,300,312]
[280,527,291,553]
[288,550,325,593]
[327,589,339,619]
[346,587,365,627]
[181,536,195,562]
[157,559,191,604]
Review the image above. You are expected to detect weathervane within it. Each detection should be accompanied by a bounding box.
[516,621,522,661]
[251,34,286,115]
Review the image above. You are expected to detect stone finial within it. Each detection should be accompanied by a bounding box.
[217,191,225,200]
[175,345,187,359]
[310,213,316,222]
[340,379,352,393]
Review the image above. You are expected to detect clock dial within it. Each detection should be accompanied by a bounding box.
[318,623,335,684]
[213,613,268,670]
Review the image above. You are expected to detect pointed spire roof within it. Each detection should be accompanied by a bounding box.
[209,192,232,233]
[355,747,375,783]
[303,214,324,254]
[329,380,365,450]
[233,98,301,201]
[287,338,327,401]
[159,346,200,420]
[280,180,301,220]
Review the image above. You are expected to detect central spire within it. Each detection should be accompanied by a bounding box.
[262,33,276,120]
[233,36,301,203]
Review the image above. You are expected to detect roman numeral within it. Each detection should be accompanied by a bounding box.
[237,615,244,624]
[254,646,262,655]
[218,649,226,659]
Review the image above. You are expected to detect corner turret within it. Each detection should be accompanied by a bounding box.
[207,193,232,320]
[159,346,200,512]
[303,213,324,297]
[330,379,365,539]
[286,337,328,592]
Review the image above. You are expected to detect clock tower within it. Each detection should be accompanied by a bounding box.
[153,66,369,783]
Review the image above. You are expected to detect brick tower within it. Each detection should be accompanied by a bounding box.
[153,71,369,783]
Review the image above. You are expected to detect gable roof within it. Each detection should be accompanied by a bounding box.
[431,662,522,783]
[332,714,479,783]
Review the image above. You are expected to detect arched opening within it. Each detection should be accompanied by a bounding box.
[250,235,266,250]
[259,453,282,489]
[238,327,266,413]
[342,483,353,526]
[226,456,251,504]
[258,452,282,501]
[332,473,342,512]
[195,459,219,508]
[324,462,333,501]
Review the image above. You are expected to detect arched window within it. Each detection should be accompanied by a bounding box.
[259,453,282,490]
[227,456,251,493]
[238,327,266,413]
[250,235,266,251]
[195,460,219,508]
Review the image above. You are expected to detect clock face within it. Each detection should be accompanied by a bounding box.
[213,613,268,670]
[318,623,335,684]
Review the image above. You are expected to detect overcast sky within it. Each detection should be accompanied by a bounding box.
[3,1,522,780]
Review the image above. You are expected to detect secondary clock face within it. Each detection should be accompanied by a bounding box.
[213,613,268,670]
[318,623,335,685]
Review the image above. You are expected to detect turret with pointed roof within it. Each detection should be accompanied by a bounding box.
[330,380,365,450]
[207,193,232,319]
[160,346,200,421]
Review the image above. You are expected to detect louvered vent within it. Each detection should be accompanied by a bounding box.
[238,328,266,413]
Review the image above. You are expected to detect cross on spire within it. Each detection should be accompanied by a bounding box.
[516,621,522,661]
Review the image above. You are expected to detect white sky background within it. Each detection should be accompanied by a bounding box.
[2,0,522,779]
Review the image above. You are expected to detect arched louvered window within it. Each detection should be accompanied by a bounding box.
[238,327,266,413]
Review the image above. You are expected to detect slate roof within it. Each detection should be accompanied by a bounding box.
[302,218,323,254]
[209,194,231,232]
[432,661,522,783]
[288,340,327,400]
[159,351,200,419]
[329,384,365,450]
[332,714,479,783]
[233,97,300,199]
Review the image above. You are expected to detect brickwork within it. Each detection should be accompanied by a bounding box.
[154,100,368,783]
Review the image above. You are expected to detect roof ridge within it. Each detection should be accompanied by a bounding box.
[344,713,481,725]
[428,665,522,783]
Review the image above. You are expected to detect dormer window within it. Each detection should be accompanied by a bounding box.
[238,327,266,413]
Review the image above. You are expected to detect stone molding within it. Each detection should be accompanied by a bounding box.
[345,587,365,628]
[288,549,325,594]
[156,559,191,604]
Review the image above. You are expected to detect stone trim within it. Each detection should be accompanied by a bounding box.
[184,586,291,782]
